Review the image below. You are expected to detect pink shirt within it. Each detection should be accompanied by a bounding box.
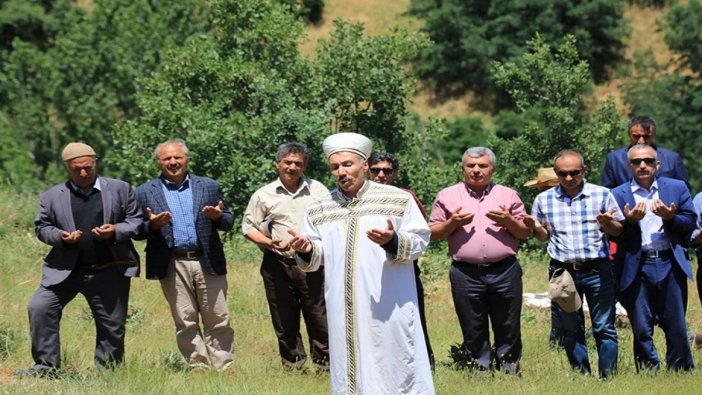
[429,183,526,264]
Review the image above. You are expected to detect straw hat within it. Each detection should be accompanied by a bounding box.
[524,167,559,188]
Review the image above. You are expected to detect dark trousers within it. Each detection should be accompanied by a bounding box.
[450,256,522,372]
[622,255,693,371]
[27,267,131,369]
[414,260,435,369]
[261,250,328,367]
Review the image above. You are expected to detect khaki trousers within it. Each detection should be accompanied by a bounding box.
[160,257,234,370]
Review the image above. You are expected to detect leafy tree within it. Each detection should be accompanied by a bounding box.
[0,0,60,54]
[662,0,702,74]
[627,0,669,7]
[113,1,433,219]
[489,35,624,205]
[277,0,324,24]
[430,115,491,166]
[409,0,629,105]
[622,0,702,192]
[310,20,426,154]
[0,110,45,189]
[400,116,457,208]
[0,0,211,184]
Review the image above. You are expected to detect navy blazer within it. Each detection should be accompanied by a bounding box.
[135,174,233,279]
[611,177,695,291]
[602,145,688,189]
[34,177,142,287]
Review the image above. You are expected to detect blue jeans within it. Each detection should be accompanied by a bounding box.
[549,259,618,377]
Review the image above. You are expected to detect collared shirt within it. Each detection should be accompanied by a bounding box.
[532,182,624,263]
[428,182,526,264]
[69,177,102,197]
[161,175,198,249]
[631,179,670,251]
[338,179,372,203]
[691,192,702,256]
[242,177,329,258]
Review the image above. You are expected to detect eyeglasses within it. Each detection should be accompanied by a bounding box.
[369,167,394,175]
[629,157,656,166]
[555,169,582,178]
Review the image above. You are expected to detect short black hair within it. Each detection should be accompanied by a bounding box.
[276,142,310,162]
[628,115,657,134]
[368,152,399,169]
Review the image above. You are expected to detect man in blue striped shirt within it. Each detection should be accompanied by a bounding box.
[525,149,624,378]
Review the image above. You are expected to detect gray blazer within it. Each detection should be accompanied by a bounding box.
[34,177,142,286]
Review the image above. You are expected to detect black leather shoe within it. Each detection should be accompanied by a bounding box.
[14,365,58,379]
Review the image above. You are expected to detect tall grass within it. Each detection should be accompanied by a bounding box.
[1,188,702,394]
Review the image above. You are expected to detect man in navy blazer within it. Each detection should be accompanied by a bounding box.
[602,116,688,189]
[611,144,695,371]
[18,142,141,378]
[135,139,234,371]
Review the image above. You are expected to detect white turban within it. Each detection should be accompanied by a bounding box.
[322,133,373,160]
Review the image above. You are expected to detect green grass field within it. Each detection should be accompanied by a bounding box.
[1,187,702,394]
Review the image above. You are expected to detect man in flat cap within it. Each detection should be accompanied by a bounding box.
[17,142,142,378]
[288,133,434,394]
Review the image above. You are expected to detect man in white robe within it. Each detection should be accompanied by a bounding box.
[289,133,434,395]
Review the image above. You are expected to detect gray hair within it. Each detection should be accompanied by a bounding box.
[462,147,496,167]
[627,144,657,159]
[553,149,584,167]
[154,139,189,159]
[276,142,310,163]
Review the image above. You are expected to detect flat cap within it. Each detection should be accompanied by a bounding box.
[62,142,96,162]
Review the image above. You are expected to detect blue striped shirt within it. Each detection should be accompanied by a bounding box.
[532,182,623,263]
[161,175,198,249]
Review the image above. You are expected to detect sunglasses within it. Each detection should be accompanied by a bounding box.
[555,169,582,178]
[369,167,394,175]
[629,157,656,166]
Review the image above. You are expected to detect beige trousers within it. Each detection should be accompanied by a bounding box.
[160,257,234,370]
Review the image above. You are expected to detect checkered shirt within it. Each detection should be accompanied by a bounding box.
[531,182,624,263]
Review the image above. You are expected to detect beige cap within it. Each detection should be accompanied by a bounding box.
[62,142,96,162]
[549,269,582,313]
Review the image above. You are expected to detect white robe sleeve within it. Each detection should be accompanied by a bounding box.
[295,209,324,272]
[388,194,430,264]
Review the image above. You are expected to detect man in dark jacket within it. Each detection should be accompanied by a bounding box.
[611,144,695,371]
[136,139,234,371]
[18,142,141,378]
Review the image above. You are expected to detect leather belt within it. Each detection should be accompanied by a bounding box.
[264,249,297,265]
[551,258,606,271]
[172,249,203,259]
[82,260,137,271]
[642,249,672,260]
[452,255,517,269]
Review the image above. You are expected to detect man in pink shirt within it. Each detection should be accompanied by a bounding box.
[429,147,529,374]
